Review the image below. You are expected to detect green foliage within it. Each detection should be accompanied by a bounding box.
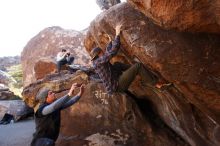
[6,64,23,97]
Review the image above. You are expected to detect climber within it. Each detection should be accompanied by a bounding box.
[56,49,74,73]
[90,24,172,94]
[31,83,84,146]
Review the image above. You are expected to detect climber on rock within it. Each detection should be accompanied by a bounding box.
[31,83,84,146]
[56,49,74,73]
[90,24,172,94]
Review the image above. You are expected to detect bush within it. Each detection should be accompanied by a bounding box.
[6,64,23,97]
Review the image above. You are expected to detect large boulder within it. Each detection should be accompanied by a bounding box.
[0,100,33,121]
[21,26,91,87]
[84,3,220,146]
[127,0,220,33]
[22,71,88,108]
[22,72,188,146]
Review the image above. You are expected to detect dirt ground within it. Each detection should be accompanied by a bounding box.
[0,118,35,146]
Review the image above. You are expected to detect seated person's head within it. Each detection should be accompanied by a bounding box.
[62,49,67,52]
[66,50,71,56]
[90,47,103,61]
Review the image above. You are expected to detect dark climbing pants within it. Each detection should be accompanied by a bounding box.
[57,57,74,72]
[117,63,158,92]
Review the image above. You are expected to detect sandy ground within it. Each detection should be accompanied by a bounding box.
[0,118,35,146]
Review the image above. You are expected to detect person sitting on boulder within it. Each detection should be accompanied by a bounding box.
[90,24,172,94]
[56,49,74,73]
[31,83,84,146]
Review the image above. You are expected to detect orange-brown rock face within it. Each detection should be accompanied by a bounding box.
[127,0,220,33]
[21,26,90,87]
[22,72,188,146]
[84,3,220,146]
[21,2,220,146]
[22,71,88,108]
[33,58,57,80]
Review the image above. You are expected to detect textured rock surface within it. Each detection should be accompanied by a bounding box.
[128,0,220,33]
[0,90,15,100]
[0,100,33,121]
[22,71,88,108]
[33,58,57,80]
[21,2,220,146]
[84,3,220,146]
[0,75,17,100]
[21,26,91,87]
[0,82,16,100]
[22,72,188,146]
[0,70,16,86]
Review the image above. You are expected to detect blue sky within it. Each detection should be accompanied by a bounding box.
[0,0,102,57]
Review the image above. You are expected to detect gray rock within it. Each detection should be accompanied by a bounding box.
[0,100,33,121]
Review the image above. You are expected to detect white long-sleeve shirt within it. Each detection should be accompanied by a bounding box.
[56,52,67,62]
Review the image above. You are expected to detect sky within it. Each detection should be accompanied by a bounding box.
[0,0,103,57]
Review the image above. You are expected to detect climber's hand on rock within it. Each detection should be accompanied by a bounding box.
[116,24,122,36]
[77,84,85,97]
[107,34,112,41]
[68,83,78,96]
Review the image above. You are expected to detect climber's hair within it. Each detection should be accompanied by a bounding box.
[61,49,67,52]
